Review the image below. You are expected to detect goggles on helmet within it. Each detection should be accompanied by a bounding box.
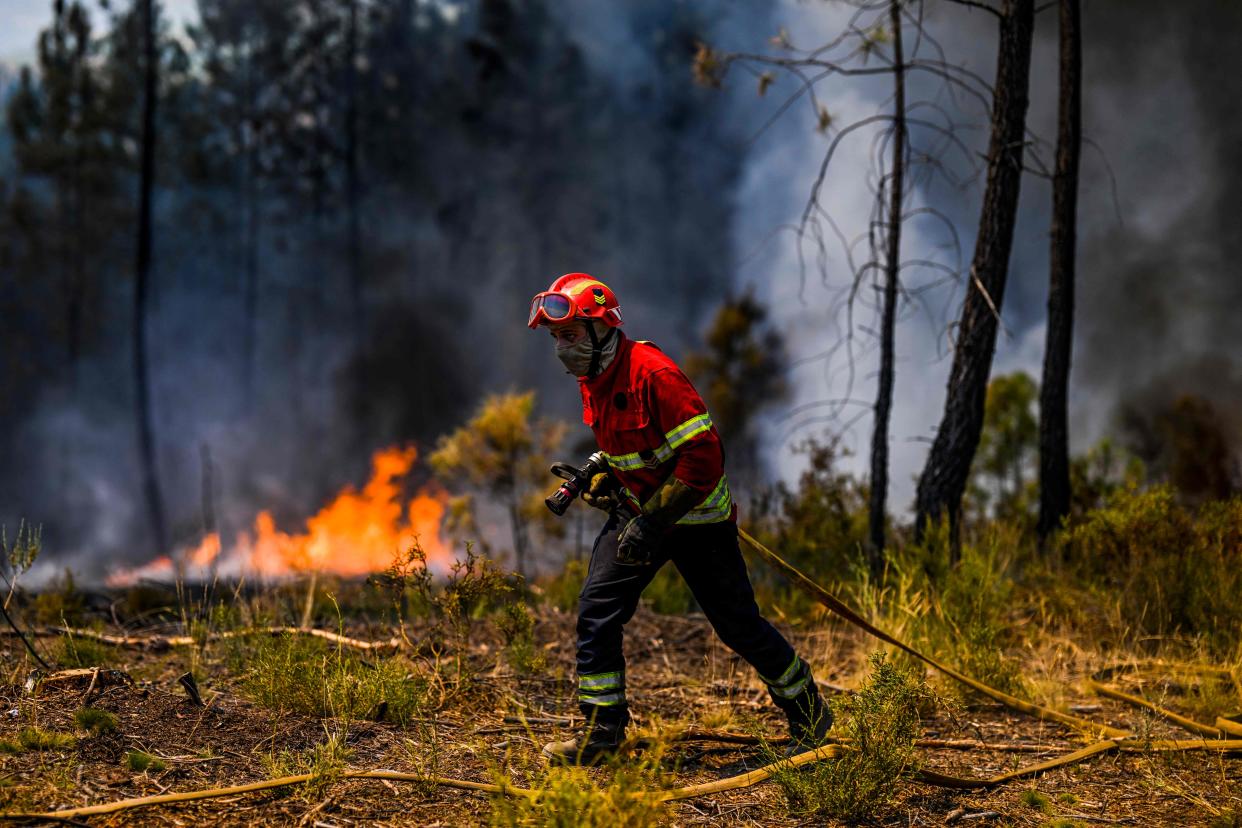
[528,291,578,327]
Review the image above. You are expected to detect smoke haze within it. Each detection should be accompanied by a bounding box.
[1,0,1239,581]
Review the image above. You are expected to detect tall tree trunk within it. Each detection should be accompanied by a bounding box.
[914,0,1035,555]
[241,45,259,414]
[1037,0,1081,545]
[344,0,363,341]
[507,491,528,579]
[867,0,906,575]
[133,0,169,557]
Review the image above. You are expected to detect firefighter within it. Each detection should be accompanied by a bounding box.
[528,273,831,764]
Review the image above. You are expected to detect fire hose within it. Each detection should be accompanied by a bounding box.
[6,501,1241,820]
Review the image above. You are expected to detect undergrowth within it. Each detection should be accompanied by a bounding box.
[125,750,167,772]
[768,651,933,822]
[74,708,119,735]
[0,727,76,754]
[495,602,546,675]
[230,632,427,723]
[263,729,353,802]
[487,727,672,827]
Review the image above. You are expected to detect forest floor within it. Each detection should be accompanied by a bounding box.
[1,603,1239,827]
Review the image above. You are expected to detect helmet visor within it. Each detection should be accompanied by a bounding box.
[528,292,575,326]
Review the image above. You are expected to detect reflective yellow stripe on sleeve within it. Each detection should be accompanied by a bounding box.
[602,414,714,472]
[675,474,732,525]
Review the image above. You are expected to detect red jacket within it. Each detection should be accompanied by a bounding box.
[579,334,734,524]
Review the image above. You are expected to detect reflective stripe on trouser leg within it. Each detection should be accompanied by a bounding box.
[579,670,626,707]
[762,655,813,700]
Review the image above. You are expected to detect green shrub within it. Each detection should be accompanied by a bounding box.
[125,750,167,772]
[930,527,1029,699]
[263,731,352,802]
[32,569,85,627]
[1061,487,1242,654]
[1021,787,1052,812]
[74,708,119,735]
[380,541,513,643]
[55,634,116,668]
[643,564,693,615]
[495,602,546,675]
[746,438,870,601]
[1209,809,1240,828]
[538,559,587,613]
[769,651,932,822]
[0,727,76,753]
[487,730,670,828]
[239,633,426,723]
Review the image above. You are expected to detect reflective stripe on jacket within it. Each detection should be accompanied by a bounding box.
[579,335,733,524]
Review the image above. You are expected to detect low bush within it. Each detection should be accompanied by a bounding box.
[1020,787,1052,812]
[237,633,426,723]
[643,564,694,615]
[55,634,117,669]
[0,727,76,754]
[537,558,586,613]
[495,602,546,675]
[263,730,352,802]
[74,708,119,735]
[1060,487,1242,655]
[125,750,167,772]
[768,651,932,822]
[487,730,670,828]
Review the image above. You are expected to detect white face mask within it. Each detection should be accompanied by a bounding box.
[554,322,619,377]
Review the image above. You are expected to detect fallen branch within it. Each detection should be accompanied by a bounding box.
[12,625,405,652]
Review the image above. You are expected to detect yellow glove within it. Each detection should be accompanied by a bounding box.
[580,472,618,512]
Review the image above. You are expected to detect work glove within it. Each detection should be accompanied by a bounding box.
[580,472,618,513]
[615,514,661,566]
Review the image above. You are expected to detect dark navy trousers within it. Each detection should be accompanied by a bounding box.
[574,513,805,716]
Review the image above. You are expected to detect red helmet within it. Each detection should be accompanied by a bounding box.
[527,273,623,329]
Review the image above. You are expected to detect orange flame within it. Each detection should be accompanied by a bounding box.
[106,446,450,586]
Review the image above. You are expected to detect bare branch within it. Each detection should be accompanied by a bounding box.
[942,0,1003,19]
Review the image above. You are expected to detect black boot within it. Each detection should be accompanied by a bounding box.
[542,705,629,765]
[775,685,833,757]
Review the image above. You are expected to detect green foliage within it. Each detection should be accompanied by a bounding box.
[54,633,116,668]
[1060,486,1242,654]
[1067,438,1145,517]
[917,525,1029,699]
[263,730,353,802]
[748,437,870,596]
[487,730,670,828]
[1210,809,1240,828]
[769,652,931,822]
[683,292,787,475]
[33,570,86,627]
[2,520,42,578]
[968,372,1038,524]
[1021,787,1053,812]
[74,707,119,735]
[643,564,694,615]
[379,539,514,649]
[0,727,76,754]
[125,750,167,773]
[234,633,426,723]
[430,391,569,571]
[537,559,587,613]
[495,601,546,675]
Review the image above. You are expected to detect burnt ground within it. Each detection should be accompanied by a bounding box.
[0,606,1239,827]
